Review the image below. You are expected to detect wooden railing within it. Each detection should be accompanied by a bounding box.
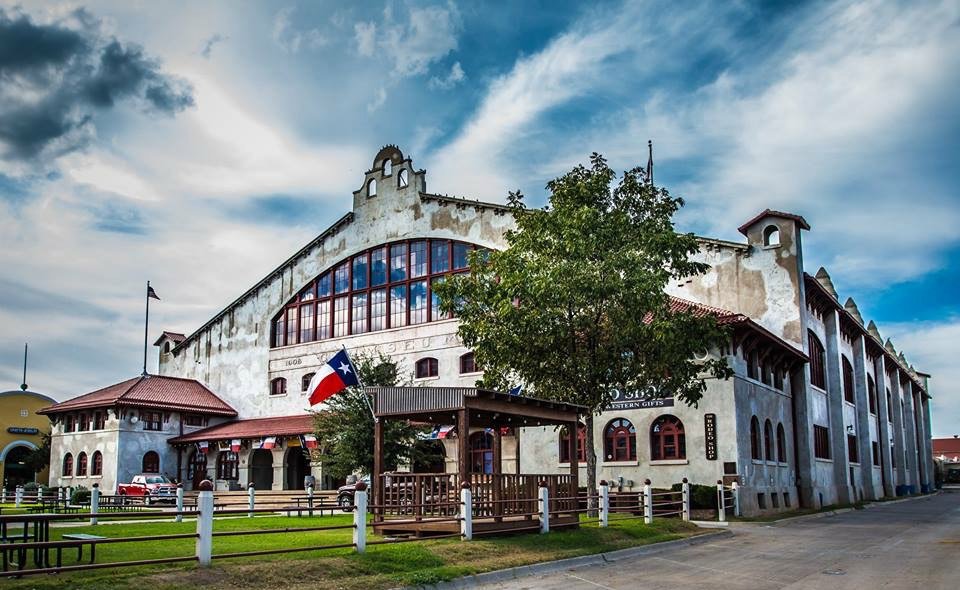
[377,473,460,519]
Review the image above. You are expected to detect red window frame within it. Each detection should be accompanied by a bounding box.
[559,425,587,463]
[650,415,686,460]
[270,377,287,396]
[92,451,103,476]
[603,418,636,462]
[77,452,87,476]
[63,453,73,476]
[415,357,439,379]
[459,352,477,374]
[216,451,239,480]
[142,411,162,431]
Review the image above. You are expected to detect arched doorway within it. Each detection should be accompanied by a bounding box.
[412,440,446,473]
[187,451,207,489]
[250,449,274,490]
[2,445,35,487]
[285,448,308,490]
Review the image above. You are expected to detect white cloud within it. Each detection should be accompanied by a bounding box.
[272,5,327,53]
[367,86,387,113]
[354,21,376,57]
[429,61,465,90]
[354,1,461,77]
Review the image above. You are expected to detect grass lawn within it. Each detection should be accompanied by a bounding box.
[1,514,700,590]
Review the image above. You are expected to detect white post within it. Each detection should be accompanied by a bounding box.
[681,478,691,522]
[643,479,653,524]
[15,486,22,508]
[717,480,726,522]
[307,484,314,517]
[538,482,550,534]
[1,487,5,503]
[175,484,184,523]
[599,480,609,527]
[460,484,473,541]
[353,482,368,553]
[90,483,100,525]
[732,481,740,517]
[196,487,214,567]
[248,482,256,518]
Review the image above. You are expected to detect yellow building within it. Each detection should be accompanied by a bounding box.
[1,389,54,488]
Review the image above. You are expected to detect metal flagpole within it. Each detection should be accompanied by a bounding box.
[20,343,28,391]
[342,345,378,423]
[143,282,150,376]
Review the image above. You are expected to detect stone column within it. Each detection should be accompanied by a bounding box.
[790,368,816,508]
[824,311,853,504]
[852,335,877,500]
[922,397,935,491]
[889,372,907,491]
[873,355,895,497]
[901,378,920,492]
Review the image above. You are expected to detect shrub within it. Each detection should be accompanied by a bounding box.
[670,482,717,510]
[71,485,91,504]
[23,481,39,492]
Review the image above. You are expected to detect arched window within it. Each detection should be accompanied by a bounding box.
[416,357,438,379]
[763,225,781,247]
[163,341,171,353]
[776,423,786,463]
[459,352,477,374]
[397,168,408,188]
[867,375,877,414]
[271,239,482,347]
[559,425,586,463]
[217,451,239,480]
[808,331,826,389]
[604,418,636,462]
[764,420,774,461]
[886,387,893,419]
[142,451,160,474]
[468,432,494,473]
[383,159,392,176]
[302,373,315,392]
[92,451,103,476]
[650,415,686,460]
[271,377,287,396]
[842,356,855,403]
[63,453,73,476]
[367,178,377,197]
[77,452,88,476]
[750,416,762,461]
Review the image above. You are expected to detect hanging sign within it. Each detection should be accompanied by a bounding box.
[609,388,674,410]
[704,413,718,460]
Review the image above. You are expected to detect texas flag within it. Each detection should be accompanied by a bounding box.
[230,439,242,453]
[262,436,277,450]
[307,349,360,406]
[300,434,319,449]
[196,441,209,454]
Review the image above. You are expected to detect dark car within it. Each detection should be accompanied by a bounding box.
[336,476,371,511]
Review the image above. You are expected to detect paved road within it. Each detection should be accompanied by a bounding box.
[475,492,960,589]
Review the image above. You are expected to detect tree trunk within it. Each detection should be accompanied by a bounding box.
[585,412,598,517]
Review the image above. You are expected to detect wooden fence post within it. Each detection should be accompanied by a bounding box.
[599,480,609,527]
[681,478,690,522]
[90,483,100,525]
[460,482,473,541]
[538,481,550,534]
[353,481,367,553]
[196,482,214,566]
[643,479,653,524]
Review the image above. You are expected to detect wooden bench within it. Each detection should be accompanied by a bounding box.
[60,533,107,564]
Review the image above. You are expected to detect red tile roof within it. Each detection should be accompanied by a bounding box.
[38,375,237,417]
[933,437,960,456]
[153,331,186,346]
[737,209,811,235]
[169,414,314,443]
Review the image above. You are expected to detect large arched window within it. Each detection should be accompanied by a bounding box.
[217,451,239,480]
[650,415,685,460]
[77,452,88,476]
[559,425,586,463]
[272,239,483,347]
[842,356,855,403]
[886,387,893,419]
[776,423,787,463]
[604,418,636,462]
[415,357,438,379]
[92,451,103,476]
[459,352,477,374]
[867,375,877,414]
[142,451,160,474]
[808,331,826,390]
[763,225,781,247]
[63,453,73,477]
[750,416,762,460]
[764,420,774,461]
[468,432,493,473]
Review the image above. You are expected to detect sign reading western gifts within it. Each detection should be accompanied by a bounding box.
[704,413,718,460]
[609,389,675,410]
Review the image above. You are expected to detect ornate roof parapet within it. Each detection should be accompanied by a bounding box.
[844,297,864,325]
[867,320,882,342]
[815,267,839,300]
[885,338,897,356]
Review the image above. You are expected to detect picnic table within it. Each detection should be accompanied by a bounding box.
[59,533,107,564]
[1,515,51,572]
[280,496,339,517]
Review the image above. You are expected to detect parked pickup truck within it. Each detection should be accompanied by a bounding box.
[117,474,177,504]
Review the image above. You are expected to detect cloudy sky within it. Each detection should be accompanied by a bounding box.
[1,1,957,435]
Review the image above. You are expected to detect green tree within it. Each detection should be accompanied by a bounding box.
[23,432,51,474]
[434,153,732,498]
[312,350,438,481]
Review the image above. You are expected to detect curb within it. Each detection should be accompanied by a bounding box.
[409,529,733,590]
[735,491,940,526]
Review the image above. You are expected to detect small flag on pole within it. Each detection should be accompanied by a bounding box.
[509,384,523,396]
[196,441,209,454]
[230,439,242,453]
[307,348,360,406]
[147,285,160,300]
[262,436,277,450]
[300,434,319,449]
[420,425,454,440]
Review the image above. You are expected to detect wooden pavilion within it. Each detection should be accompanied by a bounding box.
[369,386,585,536]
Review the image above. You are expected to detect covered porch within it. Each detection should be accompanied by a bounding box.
[369,386,584,536]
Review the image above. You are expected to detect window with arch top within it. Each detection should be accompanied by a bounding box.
[367,178,377,197]
[92,451,103,476]
[650,415,686,460]
[301,373,315,392]
[808,331,826,390]
[142,451,160,474]
[776,423,787,463]
[63,452,73,476]
[383,159,392,176]
[77,452,88,476]
[750,416,762,460]
[397,168,408,188]
[764,419,774,461]
[459,352,477,374]
[604,418,636,462]
[415,357,438,379]
[842,356,855,403]
[559,424,586,463]
[763,224,781,247]
[271,377,287,396]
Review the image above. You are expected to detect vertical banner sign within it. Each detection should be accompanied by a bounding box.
[704,413,718,460]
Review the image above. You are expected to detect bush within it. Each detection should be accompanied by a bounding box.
[71,485,91,504]
[670,482,717,510]
[23,481,38,492]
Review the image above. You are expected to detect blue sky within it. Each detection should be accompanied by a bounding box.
[0,0,958,435]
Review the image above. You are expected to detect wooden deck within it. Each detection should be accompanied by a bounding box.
[373,513,579,537]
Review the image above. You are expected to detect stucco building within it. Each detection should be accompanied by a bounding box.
[1,389,54,489]
[40,146,934,514]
